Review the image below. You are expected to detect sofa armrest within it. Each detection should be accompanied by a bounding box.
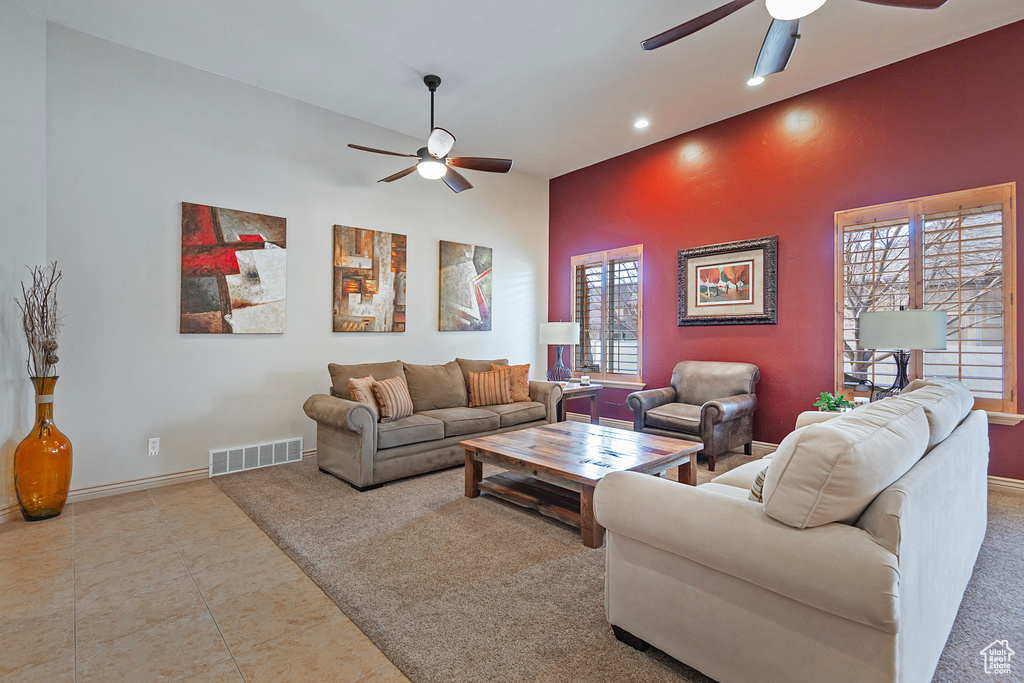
[303,394,376,434]
[594,471,900,632]
[702,393,757,425]
[626,387,676,431]
[795,410,843,429]
[529,381,563,422]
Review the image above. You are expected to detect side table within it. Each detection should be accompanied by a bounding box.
[558,383,603,424]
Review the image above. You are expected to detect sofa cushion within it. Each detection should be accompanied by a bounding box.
[761,399,930,528]
[403,360,468,412]
[698,482,758,501]
[493,363,531,402]
[903,377,974,421]
[645,403,701,434]
[456,358,508,392]
[710,457,772,490]
[483,401,546,428]
[377,414,445,449]
[417,407,501,437]
[890,385,963,450]
[329,361,405,400]
[468,369,513,407]
[372,376,414,423]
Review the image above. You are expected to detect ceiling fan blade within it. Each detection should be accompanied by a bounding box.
[641,0,757,51]
[447,157,514,174]
[427,127,456,159]
[443,168,473,193]
[855,0,947,8]
[348,144,418,158]
[378,166,418,183]
[752,19,801,78]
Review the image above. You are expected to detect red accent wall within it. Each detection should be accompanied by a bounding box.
[549,21,1024,480]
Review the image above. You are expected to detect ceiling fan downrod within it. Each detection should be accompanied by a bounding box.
[424,75,441,133]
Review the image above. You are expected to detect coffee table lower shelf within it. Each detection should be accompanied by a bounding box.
[477,472,582,529]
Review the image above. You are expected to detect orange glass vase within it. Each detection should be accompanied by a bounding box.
[14,377,73,521]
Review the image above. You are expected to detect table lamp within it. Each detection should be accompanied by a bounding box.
[858,309,948,400]
[539,321,580,382]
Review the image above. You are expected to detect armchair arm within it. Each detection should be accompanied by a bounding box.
[529,381,563,422]
[626,387,676,431]
[594,471,900,632]
[702,393,757,425]
[303,394,376,433]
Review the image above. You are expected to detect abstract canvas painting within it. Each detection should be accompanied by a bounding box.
[180,202,286,334]
[439,240,492,331]
[333,226,407,332]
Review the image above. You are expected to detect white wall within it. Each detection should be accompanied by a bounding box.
[45,25,549,491]
[0,0,47,511]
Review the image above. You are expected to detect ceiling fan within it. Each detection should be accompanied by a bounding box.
[347,75,513,193]
[641,0,948,85]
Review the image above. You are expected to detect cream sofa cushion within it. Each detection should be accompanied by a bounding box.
[903,377,974,421]
[761,400,929,528]
[890,385,963,449]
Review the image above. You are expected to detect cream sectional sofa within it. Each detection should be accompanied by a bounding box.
[303,358,562,490]
[594,378,987,683]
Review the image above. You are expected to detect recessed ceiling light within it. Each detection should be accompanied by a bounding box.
[747,76,765,87]
[634,119,649,129]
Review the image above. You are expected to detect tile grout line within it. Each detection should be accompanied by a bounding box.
[147,489,248,683]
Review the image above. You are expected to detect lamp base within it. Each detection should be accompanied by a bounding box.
[871,350,911,401]
[546,345,572,382]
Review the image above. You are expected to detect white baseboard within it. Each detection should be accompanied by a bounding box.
[0,448,318,524]
[565,412,633,430]
[988,476,1024,494]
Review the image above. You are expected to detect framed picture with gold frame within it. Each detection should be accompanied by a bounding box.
[678,236,777,326]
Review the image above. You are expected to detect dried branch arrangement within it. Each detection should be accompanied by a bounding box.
[15,262,63,379]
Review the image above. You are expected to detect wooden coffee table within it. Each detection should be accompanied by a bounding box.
[460,421,701,548]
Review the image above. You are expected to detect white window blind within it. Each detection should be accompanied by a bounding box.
[835,183,1016,413]
[571,246,643,382]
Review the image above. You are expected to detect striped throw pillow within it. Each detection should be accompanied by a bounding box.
[468,369,513,407]
[749,463,769,503]
[348,376,380,420]
[492,363,531,402]
[372,376,414,423]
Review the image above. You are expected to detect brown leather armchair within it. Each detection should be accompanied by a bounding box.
[627,361,760,471]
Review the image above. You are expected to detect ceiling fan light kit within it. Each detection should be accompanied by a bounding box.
[765,0,828,21]
[642,0,948,85]
[347,75,513,193]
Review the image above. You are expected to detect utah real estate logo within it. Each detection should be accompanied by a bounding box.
[980,640,1015,676]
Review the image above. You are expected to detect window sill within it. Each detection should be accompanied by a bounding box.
[585,379,646,391]
[987,411,1024,426]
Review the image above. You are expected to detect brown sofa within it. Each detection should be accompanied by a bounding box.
[303,358,563,490]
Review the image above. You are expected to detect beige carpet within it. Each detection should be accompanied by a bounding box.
[215,448,1024,683]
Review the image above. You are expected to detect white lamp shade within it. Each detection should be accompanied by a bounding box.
[539,321,580,346]
[765,0,828,20]
[859,310,948,351]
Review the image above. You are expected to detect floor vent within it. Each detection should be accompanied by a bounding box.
[209,437,303,477]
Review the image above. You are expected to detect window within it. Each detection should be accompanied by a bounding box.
[571,245,643,384]
[835,183,1017,414]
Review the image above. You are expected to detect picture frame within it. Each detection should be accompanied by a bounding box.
[678,235,777,326]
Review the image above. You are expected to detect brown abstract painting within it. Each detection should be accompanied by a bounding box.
[180,202,287,334]
[333,226,407,332]
[439,240,492,331]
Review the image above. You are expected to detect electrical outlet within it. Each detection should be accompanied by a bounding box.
[148,437,160,456]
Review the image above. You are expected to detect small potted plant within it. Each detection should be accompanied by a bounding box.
[813,392,856,413]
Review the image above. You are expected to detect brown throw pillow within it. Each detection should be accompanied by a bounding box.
[468,369,513,407]
[372,376,414,423]
[492,363,530,402]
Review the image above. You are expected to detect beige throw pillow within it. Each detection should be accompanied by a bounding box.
[348,376,379,420]
[761,399,930,528]
[372,376,414,423]
[492,363,531,402]
[468,369,513,407]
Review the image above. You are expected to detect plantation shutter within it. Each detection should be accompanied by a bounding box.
[571,246,643,383]
[835,183,1016,414]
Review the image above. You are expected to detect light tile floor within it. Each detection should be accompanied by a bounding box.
[0,480,408,683]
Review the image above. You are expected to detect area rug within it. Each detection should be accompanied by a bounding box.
[215,450,1024,683]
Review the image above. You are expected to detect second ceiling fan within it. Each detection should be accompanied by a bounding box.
[348,75,513,193]
[641,0,948,85]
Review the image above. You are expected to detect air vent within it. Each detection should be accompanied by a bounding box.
[209,437,303,477]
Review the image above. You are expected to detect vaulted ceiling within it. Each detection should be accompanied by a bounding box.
[20,0,1024,178]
